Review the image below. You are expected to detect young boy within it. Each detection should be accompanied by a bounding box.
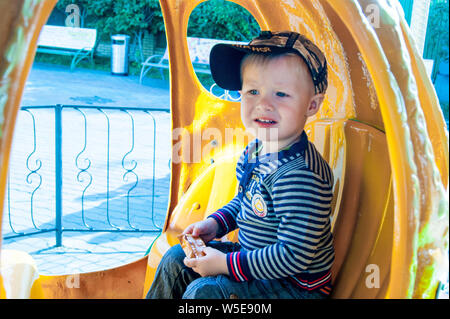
[146,31,334,299]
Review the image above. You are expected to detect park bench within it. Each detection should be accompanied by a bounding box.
[139,37,246,84]
[37,25,97,71]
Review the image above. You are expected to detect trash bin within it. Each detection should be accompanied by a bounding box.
[111,34,130,75]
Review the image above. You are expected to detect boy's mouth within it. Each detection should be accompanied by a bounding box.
[254,118,277,128]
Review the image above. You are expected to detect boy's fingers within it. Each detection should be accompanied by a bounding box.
[192,225,204,237]
[182,224,194,235]
[203,247,214,255]
[183,257,197,268]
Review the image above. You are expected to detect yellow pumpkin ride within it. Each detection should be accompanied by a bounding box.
[0,0,448,299]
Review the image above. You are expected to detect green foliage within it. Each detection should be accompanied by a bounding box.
[187,0,260,41]
[425,0,449,57]
[424,0,449,80]
[55,0,259,42]
[56,0,164,41]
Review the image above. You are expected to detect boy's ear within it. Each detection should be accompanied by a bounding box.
[306,94,324,117]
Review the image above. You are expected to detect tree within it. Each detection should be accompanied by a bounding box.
[187,0,260,41]
[424,0,449,82]
[56,0,164,62]
[54,0,260,60]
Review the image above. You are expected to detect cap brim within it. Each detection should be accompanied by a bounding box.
[210,44,302,91]
[209,44,249,91]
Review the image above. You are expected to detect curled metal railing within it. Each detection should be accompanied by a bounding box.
[23,109,43,231]
[74,107,94,230]
[3,105,170,246]
[121,109,139,230]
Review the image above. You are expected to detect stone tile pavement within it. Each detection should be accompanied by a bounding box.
[2,62,172,275]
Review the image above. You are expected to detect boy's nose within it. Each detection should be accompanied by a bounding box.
[256,96,274,112]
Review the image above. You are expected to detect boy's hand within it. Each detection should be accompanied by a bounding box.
[184,247,228,277]
[182,218,219,243]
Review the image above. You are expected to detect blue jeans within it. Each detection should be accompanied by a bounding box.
[145,241,327,299]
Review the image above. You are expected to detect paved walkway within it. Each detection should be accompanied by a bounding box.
[2,62,171,275]
[21,62,170,108]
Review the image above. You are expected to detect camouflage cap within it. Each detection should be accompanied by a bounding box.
[209,31,328,94]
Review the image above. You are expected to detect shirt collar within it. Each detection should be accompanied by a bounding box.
[249,131,309,164]
[238,132,309,200]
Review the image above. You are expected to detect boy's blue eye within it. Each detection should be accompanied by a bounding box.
[249,89,259,95]
[276,92,288,97]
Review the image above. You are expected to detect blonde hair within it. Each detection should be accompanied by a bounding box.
[240,53,315,94]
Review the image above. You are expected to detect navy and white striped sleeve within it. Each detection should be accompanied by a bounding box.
[207,146,247,237]
[226,168,333,281]
[208,194,241,238]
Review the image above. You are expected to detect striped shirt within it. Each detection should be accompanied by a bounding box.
[209,131,335,295]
